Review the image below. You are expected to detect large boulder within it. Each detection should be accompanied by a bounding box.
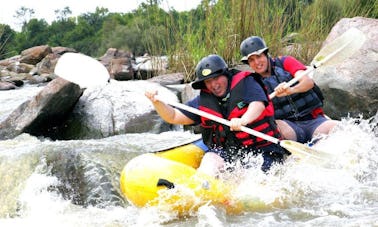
[20,45,52,65]
[0,78,83,140]
[313,17,378,119]
[59,80,180,139]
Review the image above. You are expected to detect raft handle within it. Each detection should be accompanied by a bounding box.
[157,178,175,189]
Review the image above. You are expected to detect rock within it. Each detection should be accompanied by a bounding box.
[35,52,61,75]
[59,80,179,139]
[20,45,52,65]
[133,55,168,79]
[147,72,184,85]
[313,17,378,119]
[5,62,34,74]
[0,81,16,90]
[0,77,83,140]
[99,48,134,80]
[109,58,134,80]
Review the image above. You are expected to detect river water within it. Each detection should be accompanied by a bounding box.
[0,86,377,226]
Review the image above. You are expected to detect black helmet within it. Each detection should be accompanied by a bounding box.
[192,54,228,89]
[240,36,269,64]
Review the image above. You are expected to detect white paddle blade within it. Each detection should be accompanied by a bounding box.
[280,140,331,162]
[54,53,110,88]
[311,27,366,68]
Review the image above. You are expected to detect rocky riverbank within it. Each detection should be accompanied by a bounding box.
[0,17,377,140]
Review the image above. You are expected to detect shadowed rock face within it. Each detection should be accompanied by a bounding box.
[322,88,378,119]
[0,78,83,140]
[45,149,125,208]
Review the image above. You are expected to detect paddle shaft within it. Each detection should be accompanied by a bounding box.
[157,97,329,159]
[156,96,280,145]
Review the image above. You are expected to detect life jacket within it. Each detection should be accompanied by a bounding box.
[262,57,324,120]
[199,71,281,151]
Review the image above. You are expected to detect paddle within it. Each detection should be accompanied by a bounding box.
[154,95,326,160]
[269,27,366,99]
[54,52,110,88]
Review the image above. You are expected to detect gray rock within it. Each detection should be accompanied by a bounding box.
[60,80,180,139]
[313,17,378,119]
[0,78,82,140]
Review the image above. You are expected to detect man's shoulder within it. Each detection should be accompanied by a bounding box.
[186,96,200,107]
[228,68,241,75]
[229,69,258,77]
[274,55,288,64]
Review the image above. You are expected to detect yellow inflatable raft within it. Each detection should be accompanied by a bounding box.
[119,139,273,215]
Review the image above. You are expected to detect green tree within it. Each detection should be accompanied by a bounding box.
[1,0,375,77]
[48,19,76,47]
[0,24,17,59]
[47,7,76,47]
[17,19,49,50]
[63,7,108,55]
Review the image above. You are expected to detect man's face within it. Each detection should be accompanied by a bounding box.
[248,53,268,76]
[204,75,228,97]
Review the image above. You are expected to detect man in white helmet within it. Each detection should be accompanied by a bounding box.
[240,36,338,143]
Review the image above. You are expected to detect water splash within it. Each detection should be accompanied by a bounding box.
[0,117,377,226]
[220,115,378,225]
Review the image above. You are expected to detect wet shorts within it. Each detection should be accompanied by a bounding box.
[283,115,328,143]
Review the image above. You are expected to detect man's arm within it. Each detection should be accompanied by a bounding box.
[230,101,265,131]
[145,90,195,125]
[274,56,314,97]
[230,76,267,131]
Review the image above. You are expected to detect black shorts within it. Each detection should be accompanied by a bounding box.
[283,115,328,143]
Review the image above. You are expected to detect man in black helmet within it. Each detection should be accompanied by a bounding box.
[240,36,338,143]
[145,54,287,175]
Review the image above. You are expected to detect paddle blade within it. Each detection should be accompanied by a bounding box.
[311,27,366,68]
[280,140,330,161]
[54,53,110,88]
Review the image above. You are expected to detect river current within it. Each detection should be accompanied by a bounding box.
[0,86,377,226]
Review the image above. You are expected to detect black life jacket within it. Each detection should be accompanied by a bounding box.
[262,57,324,120]
[199,71,281,151]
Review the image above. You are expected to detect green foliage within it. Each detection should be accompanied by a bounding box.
[166,0,376,80]
[21,19,49,47]
[0,0,376,83]
[48,19,76,47]
[100,23,142,55]
[0,24,17,58]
